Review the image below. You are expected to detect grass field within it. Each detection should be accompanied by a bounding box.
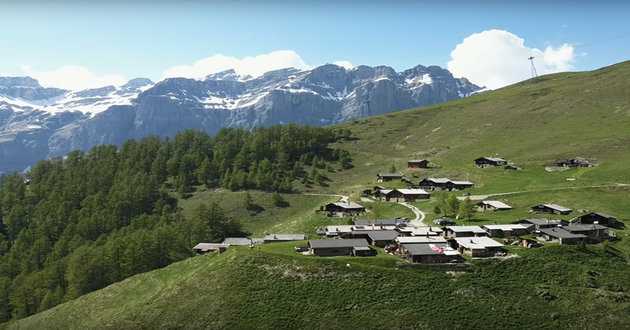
[8,61,630,329]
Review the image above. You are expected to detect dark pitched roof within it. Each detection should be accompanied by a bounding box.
[403,244,444,256]
[365,230,399,241]
[583,212,616,219]
[408,159,427,163]
[308,239,370,249]
[377,173,403,178]
[539,228,586,239]
[565,224,608,232]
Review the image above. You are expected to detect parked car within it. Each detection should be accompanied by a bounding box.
[462,192,471,196]
[433,218,456,226]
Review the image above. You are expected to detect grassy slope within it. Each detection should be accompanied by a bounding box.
[9,61,630,329]
[12,243,630,329]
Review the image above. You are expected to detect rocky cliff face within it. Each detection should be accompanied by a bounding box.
[0,64,482,173]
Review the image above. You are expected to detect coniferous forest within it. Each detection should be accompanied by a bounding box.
[0,124,352,321]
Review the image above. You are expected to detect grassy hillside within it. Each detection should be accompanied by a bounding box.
[12,243,630,329]
[9,61,630,328]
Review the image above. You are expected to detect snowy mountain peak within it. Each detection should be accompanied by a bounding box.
[0,64,483,174]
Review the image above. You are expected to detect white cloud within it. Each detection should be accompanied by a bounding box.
[163,50,310,80]
[447,29,575,89]
[333,61,355,70]
[21,65,127,90]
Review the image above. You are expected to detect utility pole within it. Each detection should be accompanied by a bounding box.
[528,56,538,78]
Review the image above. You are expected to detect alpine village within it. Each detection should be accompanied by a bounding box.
[2,61,630,329]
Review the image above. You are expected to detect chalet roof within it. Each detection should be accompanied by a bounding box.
[582,212,616,220]
[445,226,487,234]
[423,177,451,184]
[454,237,504,249]
[353,230,399,241]
[377,189,394,195]
[222,237,253,246]
[479,200,512,209]
[309,238,370,249]
[538,228,586,239]
[323,225,398,233]
[482,224,529,231]
[476,157,507,162]
[519,218,565,226]
[193,243,230,252]
[377,173,403,178]
[403,243,460,256]
[328,201,365,210]
[408,159,427,163]
[398,226,443,236]
[535,203,572,212]
[264,234,307,241]
[565,224,608,232]
[450,180,474,185]
[354,218,407,226]
[395,236,447,244]
[396,188,430,195]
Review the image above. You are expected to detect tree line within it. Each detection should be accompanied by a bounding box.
[0,124,353,321]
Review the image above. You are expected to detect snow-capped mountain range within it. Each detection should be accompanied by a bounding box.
[0,64,483,173]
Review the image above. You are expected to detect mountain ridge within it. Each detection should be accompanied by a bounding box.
[0,63,481,173]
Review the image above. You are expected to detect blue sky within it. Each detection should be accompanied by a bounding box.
[1,0,629,89]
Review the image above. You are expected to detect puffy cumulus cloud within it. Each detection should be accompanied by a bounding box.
[163,50,310,79]
[447,30,575,89]
[332,60,355,70]
[21,65,127,90]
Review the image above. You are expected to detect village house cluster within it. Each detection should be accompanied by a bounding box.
[193,155,617,265]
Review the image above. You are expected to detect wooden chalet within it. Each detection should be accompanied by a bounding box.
[402,244,460,263]
[482,224,530,238]
[444,226,488,238]
[375,188,430,202]
[576,212,617,227]
[377,173,403,182]
[453,237,504,257]
[564,224,609,243]
[394,236,448,253]
[530,203,572,215]
[193,243,230,254]
[343,230,399,247]
[551,158,598,168]
[535,227,586,245]
[307,239,372,256]
[449,180,475,190]
[407,159,429,169]
[324,201,365,217]
[474,157,507,168]
[512,218,569,231]
[477,200,512,212]
[418,178,450,191]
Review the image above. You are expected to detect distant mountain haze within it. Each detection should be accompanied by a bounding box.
[0,64,482,173]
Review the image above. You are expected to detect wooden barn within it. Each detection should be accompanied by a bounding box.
[324,201,365,217]
[535,228,586,245]
[474,157,507,168]
[377,173,403,182]
[407,159,429,169]
[530,203,572,215]
[453,237,504,257]
[307,239,372,256]
[576,212,617,227]
[477,200,513,212]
